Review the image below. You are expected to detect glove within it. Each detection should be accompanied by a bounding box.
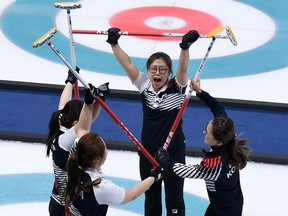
[106,27,121,45]
[150,166,165,182]
[154,147,175,170]
[65,66,80,84]
[84,83,96,105]
[97,82,110,102]
[179,30,200,50]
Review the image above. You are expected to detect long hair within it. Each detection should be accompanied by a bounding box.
[146,52,173,77]
[212,116,251,170]
[45,100,84,157]
[64,132,106,203]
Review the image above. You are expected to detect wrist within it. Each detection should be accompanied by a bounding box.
[111,44,118,48]
[149,176,157,183]
[179,42,190,50]
[65,81,73,86]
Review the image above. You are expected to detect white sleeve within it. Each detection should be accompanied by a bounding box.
[175,76,188,94]
[94,179,126,205]
[58,126,77,151]
[132,72,149,93]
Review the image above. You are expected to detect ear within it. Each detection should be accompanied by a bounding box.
[92,157,102,169]
[216,141,223,146]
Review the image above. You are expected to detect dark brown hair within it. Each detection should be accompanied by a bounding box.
[46,100,84,157]
[146,52,173,76]
[64,132,106,203]
[212,116,251,170]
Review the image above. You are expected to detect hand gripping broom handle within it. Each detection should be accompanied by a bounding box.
[72,25,237,45]
[72,29,227,38]
[72,25,235,42]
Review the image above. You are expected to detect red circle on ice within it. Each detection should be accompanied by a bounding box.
[109,6,222,41]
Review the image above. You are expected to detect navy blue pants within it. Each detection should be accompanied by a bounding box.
[49,197,65,216]
[204,203,242,216]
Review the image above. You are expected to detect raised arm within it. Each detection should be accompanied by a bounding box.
[106,27,140,82]
[75,82,110,138]
[58,67,80,110]
[74,85,95,138]
[91,82,110,122]
[176,30,199,85]
[190,79,227,117]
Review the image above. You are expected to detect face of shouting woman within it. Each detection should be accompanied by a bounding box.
[148,58,170,92]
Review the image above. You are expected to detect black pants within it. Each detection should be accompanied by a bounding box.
[204,204,216,216]
[139,147,186,216]
[48,197,65,216]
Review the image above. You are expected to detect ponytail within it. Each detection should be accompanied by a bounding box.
[46,110,61,157]
[65,151,81,203]
[228,136,251,170]
[212,116,251,170]
[45,100,84,157]
[64,132,105,203]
